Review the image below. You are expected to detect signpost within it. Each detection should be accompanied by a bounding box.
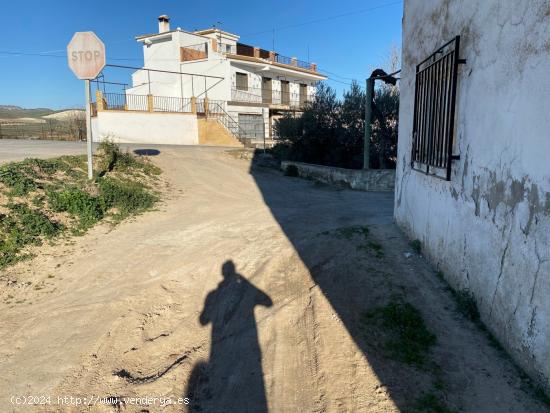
[67,32,106,179]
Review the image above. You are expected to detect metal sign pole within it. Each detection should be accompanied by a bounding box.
[85,79,93,179]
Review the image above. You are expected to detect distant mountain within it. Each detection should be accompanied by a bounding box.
[0,105,56,119]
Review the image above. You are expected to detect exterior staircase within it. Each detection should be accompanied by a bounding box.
[208,103,256,148]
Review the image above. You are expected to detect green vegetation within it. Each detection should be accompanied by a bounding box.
[410,239,422,254]
[284,164,299,177]
[361,301,436,366]
[414,392,455,413]
[272,80,399,170]
[320,224,385,258]
[454,289,480,321]
[0,141,161,269]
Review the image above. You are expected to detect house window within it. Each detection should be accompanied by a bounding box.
[236,72,248,91]
[281,80,290,105]
[411,36,465,181]
[299,84,308,106]
[262,77,272,104]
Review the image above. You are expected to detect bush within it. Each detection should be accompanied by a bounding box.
[99,178,157,218]
[48,187,105,228]
[0,204,62,268]
[284,164,299,177]
[274,81,399,170]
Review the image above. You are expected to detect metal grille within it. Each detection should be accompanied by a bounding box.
[153,96,192,113]
[411,36,464,181]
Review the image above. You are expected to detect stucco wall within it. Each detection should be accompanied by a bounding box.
[282,161,395,192]
[395,0,550,391]
[92,111,198,145]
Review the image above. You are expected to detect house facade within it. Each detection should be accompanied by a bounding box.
[93,15,325,147]
[395,0,550,393]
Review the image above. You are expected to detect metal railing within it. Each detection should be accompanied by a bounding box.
[101,93,148,111]
[153,96,192,113]
[219,43,316,71]
[208,102,252,147]
[100,93,194,113]
[231,87,314,107]
[411,36,464,181]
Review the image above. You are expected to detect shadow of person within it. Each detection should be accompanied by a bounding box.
[186,260,273,412]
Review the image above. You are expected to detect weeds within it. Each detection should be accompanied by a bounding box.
[284,164,299,177]
[48,187,105,229]
[414,392,454,413]
[361,301,436,366]
[0,204,62,268]
[0,142,161,269]
[454,289,480,321]
[410,239,422,254]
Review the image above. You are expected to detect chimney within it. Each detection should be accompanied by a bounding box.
[158,15,170,33]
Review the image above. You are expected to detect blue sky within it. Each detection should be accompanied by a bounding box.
[0,0,402,109]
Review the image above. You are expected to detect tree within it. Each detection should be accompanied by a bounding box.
[274,78,399,170]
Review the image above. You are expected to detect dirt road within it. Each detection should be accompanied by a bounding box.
[0,145,547,412]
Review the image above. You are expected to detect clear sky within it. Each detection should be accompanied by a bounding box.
[0,0,403,109]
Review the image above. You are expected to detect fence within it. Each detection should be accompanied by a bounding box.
[97,92,201,114]
[153,96,192,113]
[0,119,85,141]
[231,87,314,107]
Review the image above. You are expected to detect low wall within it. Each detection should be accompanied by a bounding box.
[281,161,395,192]
[91,111,198,145]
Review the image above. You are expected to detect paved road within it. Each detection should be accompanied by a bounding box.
[0,143,546,412]
[0,139,88,164]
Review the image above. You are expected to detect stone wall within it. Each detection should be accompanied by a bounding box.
[281,161,395,192]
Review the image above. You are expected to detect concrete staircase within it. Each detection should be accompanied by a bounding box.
[197,117,243,147]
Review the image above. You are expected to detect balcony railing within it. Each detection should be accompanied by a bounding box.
[220,43,317,72]
[231,87,314,108]
[95,92,212,115]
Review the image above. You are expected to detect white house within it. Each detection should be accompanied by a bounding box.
[92,15,326,147]
[395,0,550,394]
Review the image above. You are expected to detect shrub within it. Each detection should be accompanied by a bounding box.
[284,164,299,177]
[99,178,157,218]
[362,301,436,366]
[274,81,399,170]
[47,188,105,228]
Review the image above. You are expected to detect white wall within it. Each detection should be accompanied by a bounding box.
[395,0,550,392]
[92,111,198,145]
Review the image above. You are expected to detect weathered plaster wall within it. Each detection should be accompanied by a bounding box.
[281,161,395,192]
[396,0,550,391]
[92,111,199,145]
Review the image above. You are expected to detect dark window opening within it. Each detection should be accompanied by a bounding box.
[262,77,272,104]
[281,81,290,105]
[411,36,465,181]
[236,72,248,91]
[299,84,308,106]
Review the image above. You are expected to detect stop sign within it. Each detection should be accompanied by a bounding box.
[67,32,106,80]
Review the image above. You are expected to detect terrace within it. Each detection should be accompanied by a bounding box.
[221,43,318,73]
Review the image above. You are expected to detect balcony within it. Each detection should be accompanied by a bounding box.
[221,43,318,72]
[231,87,314,108]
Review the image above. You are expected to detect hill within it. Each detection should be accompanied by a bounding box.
[0,105,56,120]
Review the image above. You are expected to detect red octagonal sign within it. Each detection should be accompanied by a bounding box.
[67,32,106,80]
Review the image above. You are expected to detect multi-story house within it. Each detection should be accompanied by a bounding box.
[93,15,326,147]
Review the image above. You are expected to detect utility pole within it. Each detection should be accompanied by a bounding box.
[364,69,399,170]
[363,77,375,170]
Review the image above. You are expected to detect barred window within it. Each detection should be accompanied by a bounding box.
[411,36,465,181]
[236,72,248,91]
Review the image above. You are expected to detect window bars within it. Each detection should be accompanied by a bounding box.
[411,36,466,181]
